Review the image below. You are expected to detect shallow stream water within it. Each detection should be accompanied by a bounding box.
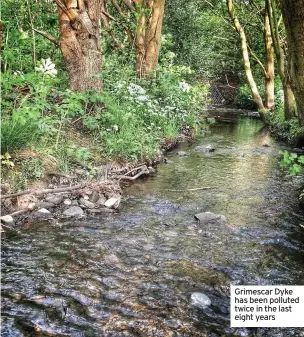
[2,112,304,336]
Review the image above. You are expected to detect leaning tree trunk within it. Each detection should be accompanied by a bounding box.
[135,0,165,78]
[226,0,267,123]
[58,0,102,92]
[264,9,275,110]
[279,0,304,125]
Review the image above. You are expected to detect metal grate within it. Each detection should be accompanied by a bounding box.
[208,84,226,105]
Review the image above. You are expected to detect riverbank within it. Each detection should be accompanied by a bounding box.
[0,125,196,227]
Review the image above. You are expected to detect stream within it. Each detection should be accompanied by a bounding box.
[2,111,304,337]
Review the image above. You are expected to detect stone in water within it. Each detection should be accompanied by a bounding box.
[190,292,211,309]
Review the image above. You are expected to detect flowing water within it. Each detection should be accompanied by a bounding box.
[2,112,304,337]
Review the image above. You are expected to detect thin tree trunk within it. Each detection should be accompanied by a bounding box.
[143,0,165,77]
[135,0,165,78]
[135,0,147,78]
[58,0,102,92]
[226,0,267,123]
[266,0,295,120]
[279,0,304,125]
[264,8,275,110]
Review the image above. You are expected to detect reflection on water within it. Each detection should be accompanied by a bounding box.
[2,115,304,337]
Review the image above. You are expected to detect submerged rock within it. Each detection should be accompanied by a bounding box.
[194,144,215,153]
[190,292,211,309]
[32,208,53,220]
[194,212,227,225]
[63,206,84,217]
[177,151,188,156]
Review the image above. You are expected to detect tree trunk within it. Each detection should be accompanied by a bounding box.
[226,0,267,123]
[283,83,296,120]
[135,0,147,77]
[279,0,304,125]
[58,0,102,92]
[135,0,165,78]
[264,9,275,110]
[266,0,295,120]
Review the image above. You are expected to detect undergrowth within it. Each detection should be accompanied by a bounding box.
[1,56,209,191]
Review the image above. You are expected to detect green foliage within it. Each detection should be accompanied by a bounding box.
[1,153,15,168]
[0,118,38,154]
[280,150,304,176]
[20,158,44,180]
[269,102,304,142]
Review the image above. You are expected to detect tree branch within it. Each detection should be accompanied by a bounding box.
[122,0,135,11]
[247,43,268,78]
[111,0,127,18]
[54,0,76,23]
[33,28,59,45]
[101,10,134,46]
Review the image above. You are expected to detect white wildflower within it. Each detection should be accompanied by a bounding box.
[136,95,149,102]
[128,83,146,96]
[35,58,57,77]
[178,81,191,93]
[115,81,125,89]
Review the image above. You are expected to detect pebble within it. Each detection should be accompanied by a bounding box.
[190,292,211,309]
[63,198,72,205]
[0,215,15,226]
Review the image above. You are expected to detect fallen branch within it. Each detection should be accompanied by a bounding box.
[124,165,147,177]
[167,187,218,192]
[46,172,77,179]
[0,183,86,200]
[0,190,31,199]
[117,168,150,181]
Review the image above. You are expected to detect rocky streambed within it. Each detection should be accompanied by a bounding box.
[2,114,304,337]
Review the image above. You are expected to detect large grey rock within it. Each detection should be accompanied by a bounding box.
[32,208,53,220]
[190,292,211,309]
[194,212,226,225]
[45,194,63,205]
[79,198,95,209]
[104,195,121,209]
[195,145,215,153]
[63,206,84,217]
[1,215,15,226]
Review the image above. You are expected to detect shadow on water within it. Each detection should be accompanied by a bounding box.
[2,114,304,336]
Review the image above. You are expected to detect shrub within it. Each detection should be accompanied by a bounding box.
[1,118,38,154]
